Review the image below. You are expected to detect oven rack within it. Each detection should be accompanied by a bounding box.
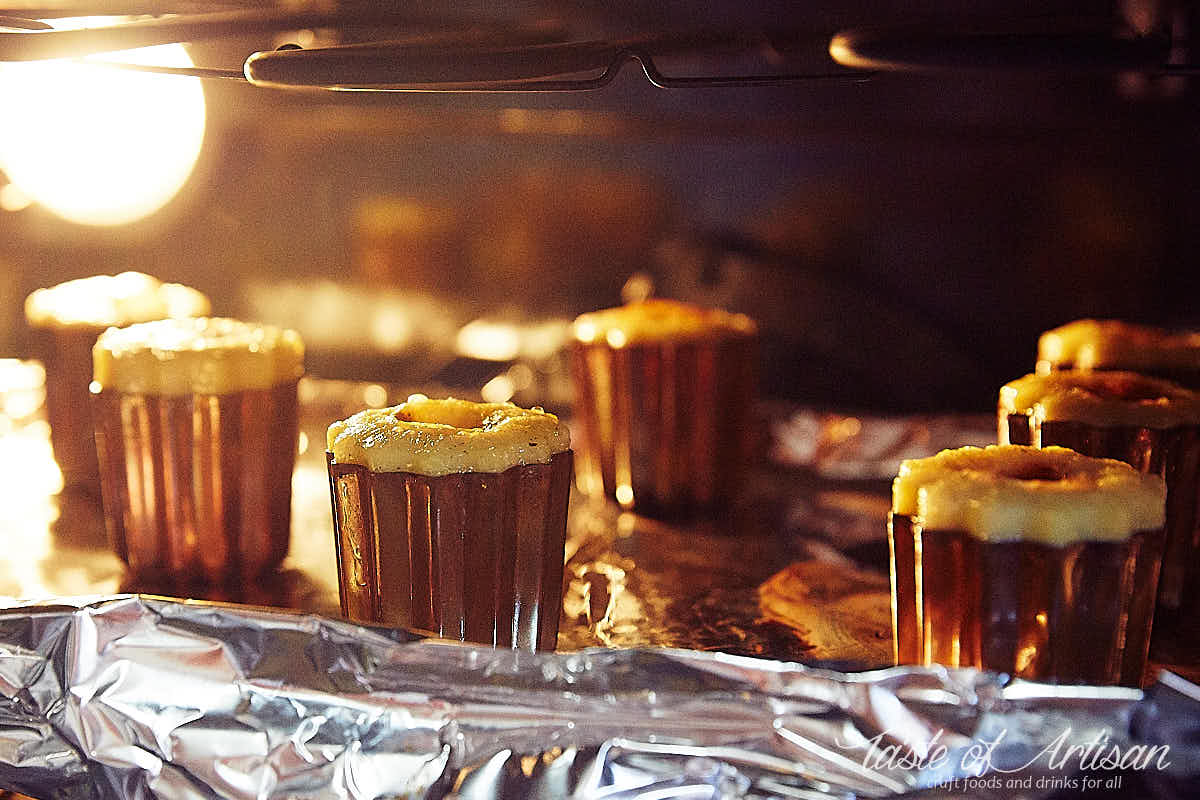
[0,8,1194,91]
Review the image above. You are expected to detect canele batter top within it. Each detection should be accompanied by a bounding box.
[25,271,210,329]
[327,395,571,476]
[892,445,1164,544]
[573,299,756,346]
[1037,319,1200,373]
[93,317,304,395]
[1000,370,1200,429]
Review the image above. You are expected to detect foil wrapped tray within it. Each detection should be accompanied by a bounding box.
[1,595,1198,799]
[0,365,1198,797]
[0,370,919,666]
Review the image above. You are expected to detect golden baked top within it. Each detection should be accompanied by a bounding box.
[1001,370,1200,429]
[25,271,210,329]
[573,299,756,346]
[892,445,1164,544]
[1037,319,1200,373]
[93,317,304,395]
[327,395,570,475]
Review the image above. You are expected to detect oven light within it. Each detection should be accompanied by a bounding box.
[456,320,522,362]
[0,40,205,226]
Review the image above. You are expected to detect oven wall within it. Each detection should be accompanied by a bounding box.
[0,3,1195,412]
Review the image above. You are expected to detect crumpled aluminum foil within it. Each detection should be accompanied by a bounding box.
[0,596,1197,800]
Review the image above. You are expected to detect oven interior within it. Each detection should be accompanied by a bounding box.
[0,0,1196,415]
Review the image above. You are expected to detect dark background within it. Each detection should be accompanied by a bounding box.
[1,0,1196,412]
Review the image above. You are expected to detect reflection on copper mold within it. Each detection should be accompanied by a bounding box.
[1002,413,1200,629]
[92,382,299,583]
[328,451,572,651]
[571,332,757,516]
[890,512,1163,687]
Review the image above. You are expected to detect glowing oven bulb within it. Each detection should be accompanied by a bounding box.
[0,40,206,226]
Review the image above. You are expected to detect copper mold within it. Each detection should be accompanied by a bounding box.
[91,381,298,583]
[570,333,756,517]
[327,450,572,651]
[1003,413,1200,622]
[890,513,1164,686]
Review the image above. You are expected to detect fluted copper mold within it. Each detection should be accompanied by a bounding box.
[327,450,572,651]
[91,381,298,583]
[570,334,756,517]
[1002,413,1200,623]
[889,513,1164,686]
[31,325,106,493]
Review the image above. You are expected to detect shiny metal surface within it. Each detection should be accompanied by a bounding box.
[1002,413,1200,625]
[891,514,1163,686]
[92,382,299,582]
[0,364,894,665]
[0,365,1199,796]
[1,365,1197,677]
[329,451,572,650]
[571,332,757,515]
[2,365,1197,673]
[1,594,1198,799]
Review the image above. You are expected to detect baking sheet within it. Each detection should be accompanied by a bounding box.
[1,363,1198,798]
[1,365,1195,671]
[0,367,906,666]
